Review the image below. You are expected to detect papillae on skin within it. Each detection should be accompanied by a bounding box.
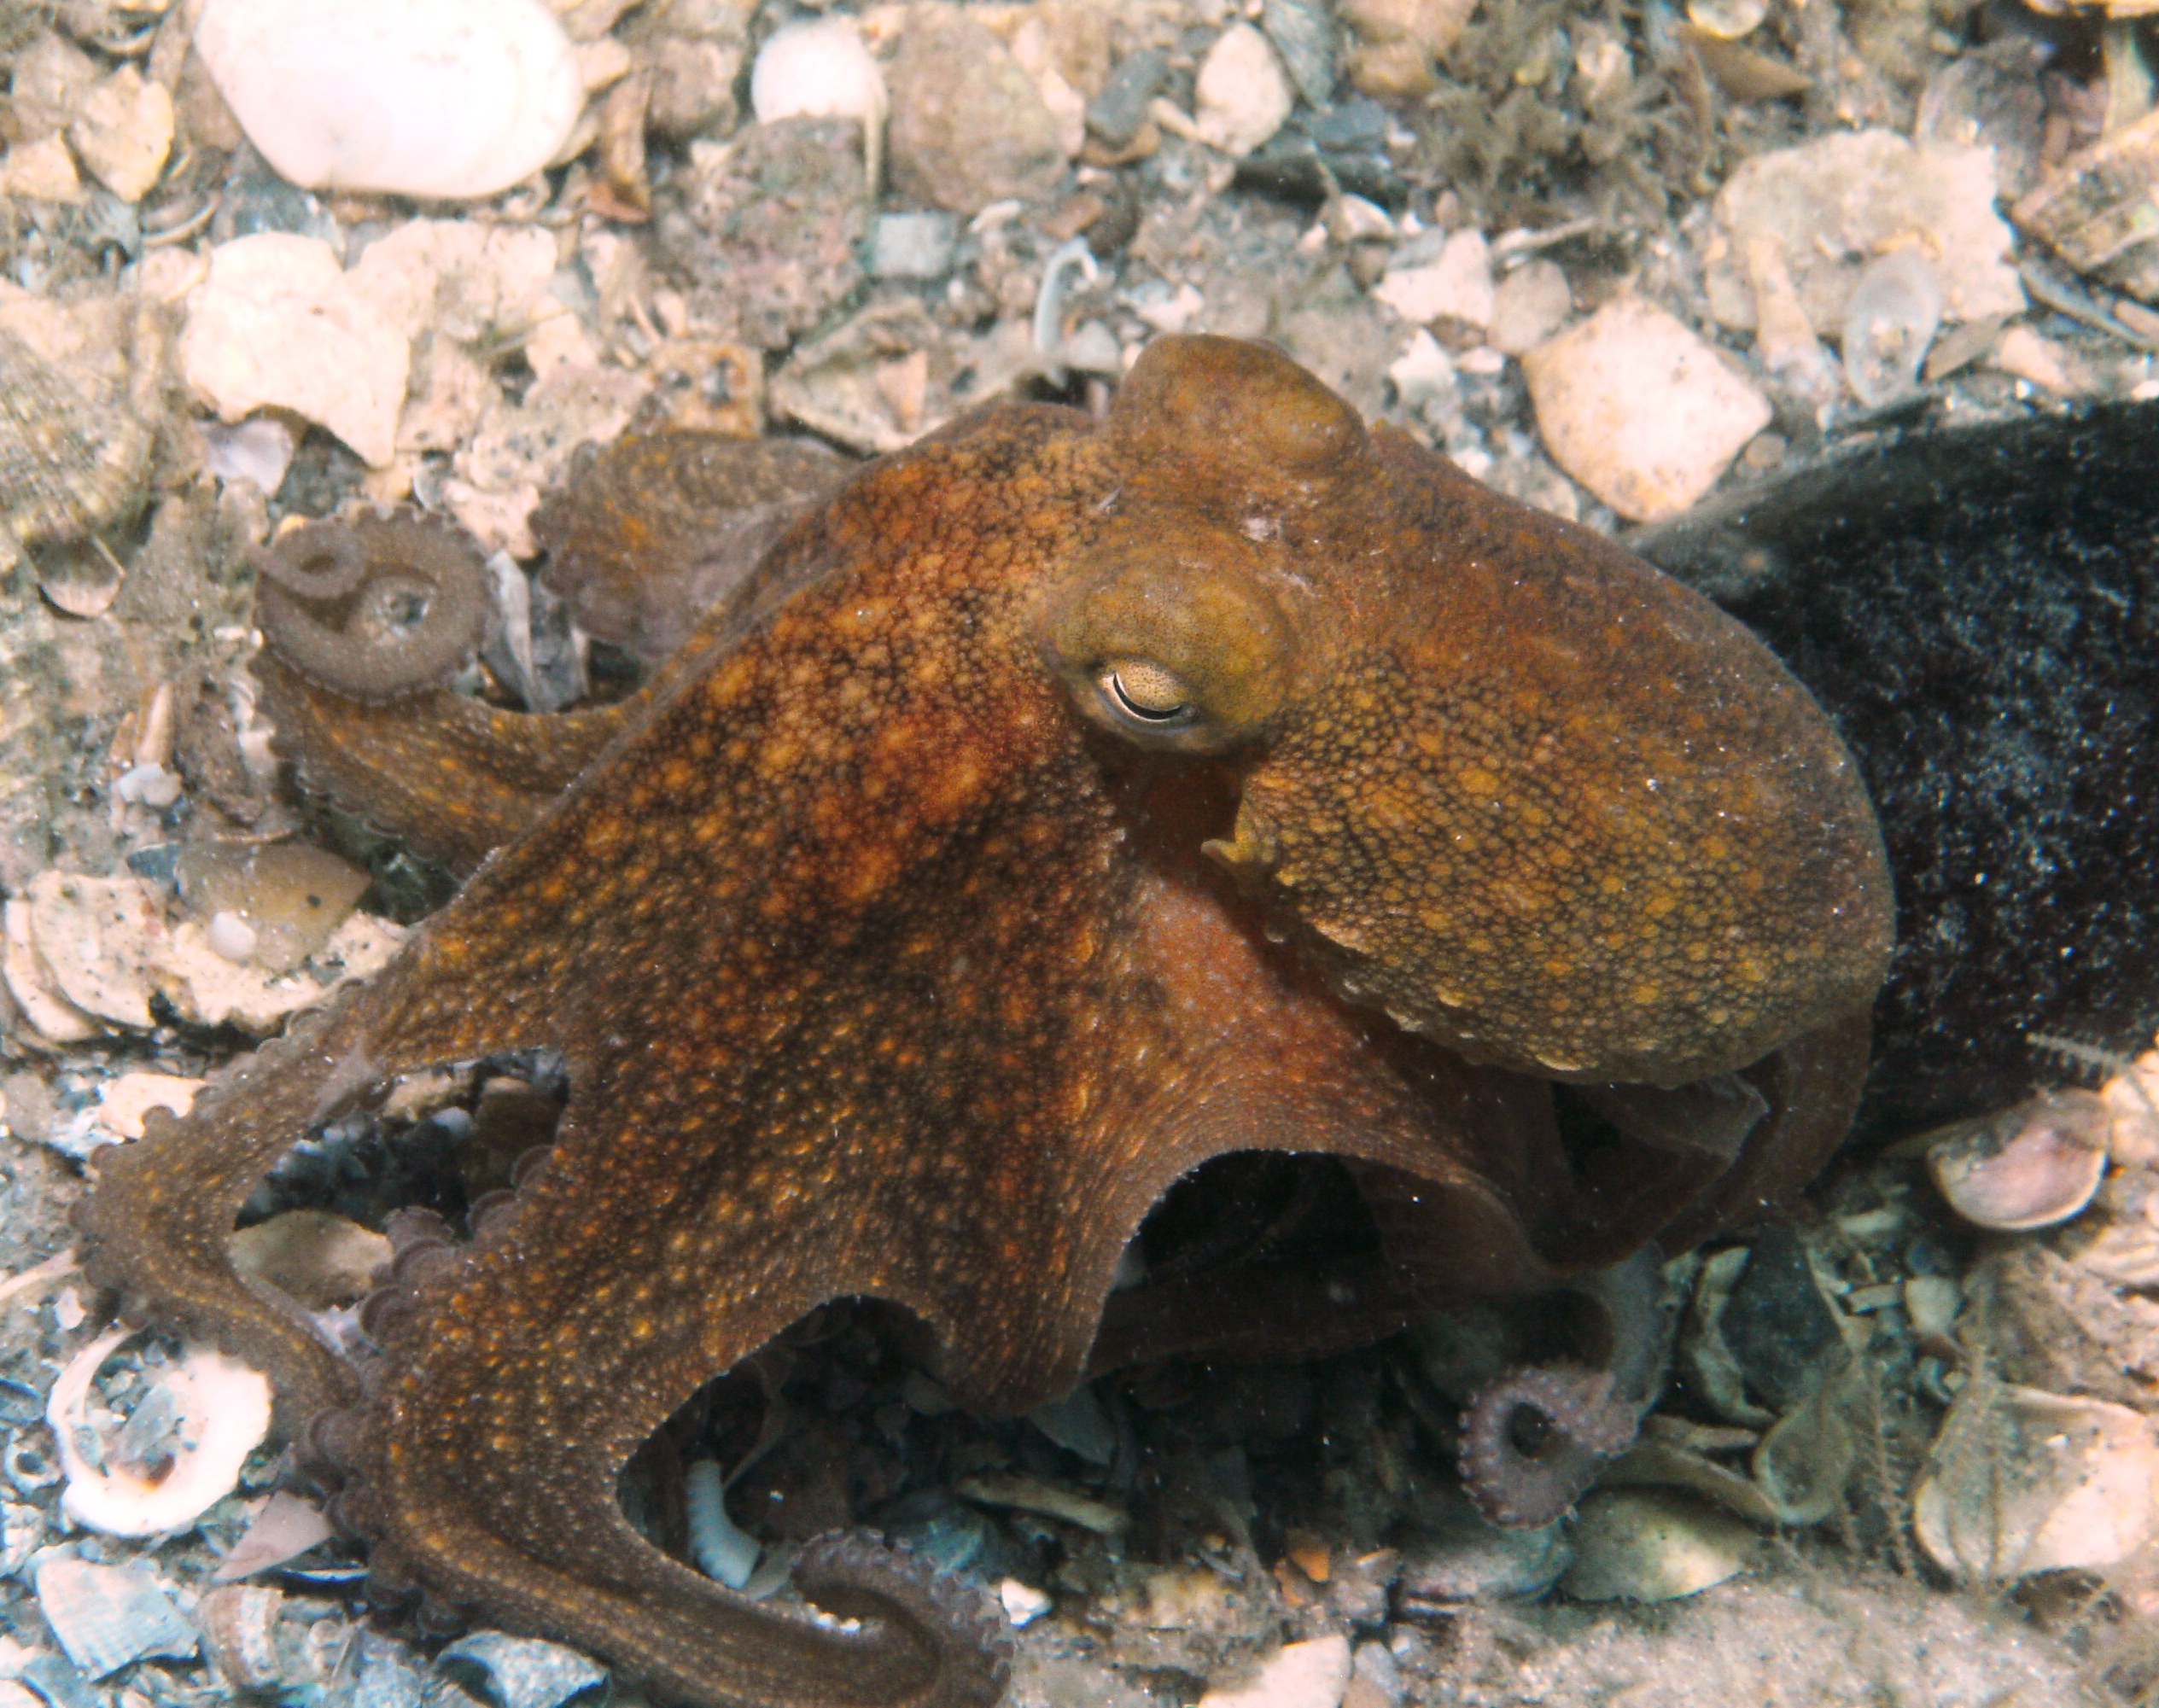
[75,336,1894,1708]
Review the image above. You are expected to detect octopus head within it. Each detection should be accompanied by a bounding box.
[1042,335,1894,1087]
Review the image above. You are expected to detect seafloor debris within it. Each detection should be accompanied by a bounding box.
[1521,297,1771,520]
[1913,1382,2159,1580]
[1556,1489,1759,1602]
[31,1557,197,1678]
[192,0,585,201]
[1927,1090,2111,1232]
[46,1324,273,1538]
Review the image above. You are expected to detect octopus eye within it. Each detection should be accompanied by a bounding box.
[1100,658,1193,727]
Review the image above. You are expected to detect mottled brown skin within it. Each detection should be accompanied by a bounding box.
[77,338,1893,1708]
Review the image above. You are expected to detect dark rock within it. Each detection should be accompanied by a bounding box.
[1088,49,1167,149]
[1636,402,2159,1137]
[1262,0,1338,108]
[1718,1226,1843,1413]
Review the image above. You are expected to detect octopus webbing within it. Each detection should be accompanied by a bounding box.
[76,336,1894,1708]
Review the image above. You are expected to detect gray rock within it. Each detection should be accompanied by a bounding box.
[1087,50,1166,148]
[32,1558,196,1679]
[871,212,957,280]
[886,9,1064,214]
[1263,0,1337,107]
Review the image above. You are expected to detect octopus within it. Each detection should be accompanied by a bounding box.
[76,336,1894,1708]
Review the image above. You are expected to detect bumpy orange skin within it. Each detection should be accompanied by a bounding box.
[76,338,1891,1708]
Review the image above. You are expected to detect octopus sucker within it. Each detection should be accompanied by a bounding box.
[76,337,1894,1707]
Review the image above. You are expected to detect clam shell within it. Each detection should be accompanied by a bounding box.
[1914,1383,2159,1579]
[48,1324,273,1538]
[1927,1089,2109,1231]
[1559,1489,1758,1602]
[435,1631,610,1708]
[194,0,584,201]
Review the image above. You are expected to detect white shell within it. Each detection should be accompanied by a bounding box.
[750,19,887,129]
[1915,1384,2159,1580]
[195,0,583,201]
[48,1325,273,1538]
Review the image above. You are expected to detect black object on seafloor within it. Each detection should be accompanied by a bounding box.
[1634,402,2159,1140]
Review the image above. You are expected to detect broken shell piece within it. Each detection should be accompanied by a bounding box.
[2100,1040,2159,1166]
[47,1325,273,1538]
[194,0,584,201]
[32,1557,198,1678]
[1750,1375,1858,1525]
[1928,1090,2109,1231]
[176,842,371,976]
[2014,103,2159,304]
[1558,1489,1757,1602]
[435,1631,610,1708]
[229,1210,393,1310]
[1914,1384,2159,1579]
[1841,251,1943,406]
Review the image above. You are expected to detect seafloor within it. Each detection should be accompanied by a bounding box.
[2,0,2158,1705]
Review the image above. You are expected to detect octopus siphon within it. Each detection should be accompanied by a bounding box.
[76,336,1894,1708]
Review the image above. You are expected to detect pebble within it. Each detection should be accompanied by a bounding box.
[1263,0,1339,108]
[1087,49,1167,149]
[886,9,1065,214]
[1199,1635,1352,1708]
[1915,1384,2159,1580]
[1521,297,1771,522]
[193,0,584,201]
[65,67,172,204]
[32,1559,197,1677]
[1987,324,2093,396]
[999,1579,1052,1627]
[0,136,83,202]
[1707,131,2024,335]
[1195,23,1295,159]
[1374,228,1494,329]
[871,212,957,281]
[87,1072,201,1144]
[1559,1489,1758,1602]
[621,0,756,140]
[1488,259,1573,354]
[1928,1090,2110,1232]
[201,416,297,495]
[181,234,408,468]
[1339,0,1477,97]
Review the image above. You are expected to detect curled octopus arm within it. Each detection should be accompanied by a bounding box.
[251,516,637,874]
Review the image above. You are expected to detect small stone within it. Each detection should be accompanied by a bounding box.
[0,136,85,202]
[66,66,172,203]
[202,416,297,494]
[621,0,755,139]
[1086,49,1166,148]
[1199,1635,1352,1708]
[1559,1489,1758,1602]
[1340,0,1477,97]
[1263,0,1338,108]
[181,234,409,469]
[1706,131,2023,334]
[1487,259,1572,354]
[887,7,1065,214]
[1522,297,1771,522]
[870,212,957,280]
[1988,325,2093,396]
[1194,23,1295,158]
[1374,228,1494,328]
[656,119,867,352]
[999,1579,1051,1627]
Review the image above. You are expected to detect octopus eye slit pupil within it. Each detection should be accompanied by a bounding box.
[1102,665,1190,726]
